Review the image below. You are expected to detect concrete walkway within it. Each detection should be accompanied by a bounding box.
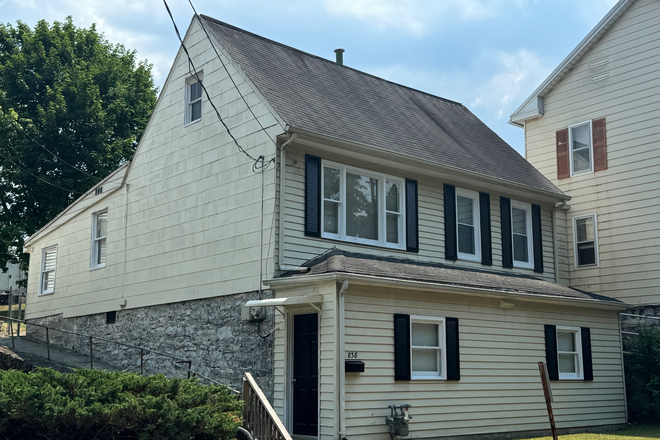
[0,335,118,373]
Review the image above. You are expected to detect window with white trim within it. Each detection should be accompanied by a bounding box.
[573,214,599,268]
[411,317,446,379]
[557,327,583,379]
[91,210,108,269]
[39,245,57,295]
[185,74,203,125]
[322,161,405,249]
[511,200,534,269]
[456,188,481,261]
[569,121,593,176]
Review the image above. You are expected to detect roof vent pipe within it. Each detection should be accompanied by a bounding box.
[334,48,345,65]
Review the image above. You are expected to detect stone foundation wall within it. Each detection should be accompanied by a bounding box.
[620,304,660,332]
[26,290,275,397]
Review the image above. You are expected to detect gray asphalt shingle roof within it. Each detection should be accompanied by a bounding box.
[201,16,563,196]
[278,249,621,304]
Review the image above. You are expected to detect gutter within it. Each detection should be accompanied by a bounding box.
[264,272,627,311]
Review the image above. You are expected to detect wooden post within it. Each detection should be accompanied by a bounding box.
[538,361,558,440]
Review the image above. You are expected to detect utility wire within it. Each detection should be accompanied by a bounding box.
[162,0,275,174]
[0,149,84,194]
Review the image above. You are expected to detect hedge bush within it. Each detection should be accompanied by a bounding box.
[624,326,660,423]
[0,368,243,440]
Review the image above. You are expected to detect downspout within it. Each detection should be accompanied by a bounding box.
[552,200,570,283]
[278,132,307,272]
[338,280,349,440]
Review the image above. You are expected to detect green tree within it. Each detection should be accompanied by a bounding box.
[624,326,660,423]
[0,17,157,279]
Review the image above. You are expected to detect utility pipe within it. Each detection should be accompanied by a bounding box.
[338,280,349,440]
[278,133,307,272]
[552,200,569,283]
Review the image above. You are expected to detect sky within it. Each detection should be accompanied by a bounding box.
[1,0,620,155]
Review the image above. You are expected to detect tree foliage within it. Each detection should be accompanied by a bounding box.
[624,326,660,423]
[0,368,243,440]
[0,17,157,277]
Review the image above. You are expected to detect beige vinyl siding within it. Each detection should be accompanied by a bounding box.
[344,286,626,440]
[524,0,660,305]
[281,147,556,281]
[271,281,338,440]
[25,19,282,319]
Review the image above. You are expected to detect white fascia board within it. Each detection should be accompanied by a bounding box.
[245,294,323,308]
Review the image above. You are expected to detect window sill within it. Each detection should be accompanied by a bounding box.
[320,234,406,252]
[90,264,106,271]
[513,261,534,270]
[458,254,481,263]
[184,118,201,128]
[557,376,584,381]
[575,263,599,270]
[411,376,446,381]
[570,169,594,178]
[38,291,54,297]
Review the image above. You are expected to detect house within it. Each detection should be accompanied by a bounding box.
[23,14,627,440]
[509,0,660,319]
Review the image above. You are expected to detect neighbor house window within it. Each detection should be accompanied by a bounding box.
[557,327,583,379]
[185,75,203,125]
[511,200,534,269]
[456,188,481,261]
[321,161,405,249]
[39,245,57,295]
[573,214,599,267]
[569,121,593,176]
[91,210,108,269]
[411,317,446,380]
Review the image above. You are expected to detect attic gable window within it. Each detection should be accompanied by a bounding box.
[569,121,592,175]
[185,74,203,125]
[91,210,108,269]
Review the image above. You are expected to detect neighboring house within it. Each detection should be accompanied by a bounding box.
[509,0,660,313]
[0,262,24,293]
[24,15,627,440]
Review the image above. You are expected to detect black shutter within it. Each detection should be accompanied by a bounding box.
[444,184,457,261]
[581,327,594,381]
[446,317,460,381]
[393,314,411,381]
[500,197,513,268]
[405,179,419,253]
[479,193,492,266]
[304,155,322,237]
[532,204,543,273]
[544,325,559,380]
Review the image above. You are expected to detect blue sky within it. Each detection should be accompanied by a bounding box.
[2,0,619,155]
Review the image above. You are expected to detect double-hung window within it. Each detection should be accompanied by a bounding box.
[185,74,203,125]
[322,161,405,249]
[573,214,599,267]
[569,121,593,176]
[456,188,480,261]
[39,245,57,295]
[91,210,108,269]
[510,200,534,269]
[557,327,583,379]
[411,317,446,379]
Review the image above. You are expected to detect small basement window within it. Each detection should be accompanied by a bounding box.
[106,311,117,324]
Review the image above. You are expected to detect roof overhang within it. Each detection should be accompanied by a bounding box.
[265,272,627,311]
[245,294,323,308]
[509,0,635,127]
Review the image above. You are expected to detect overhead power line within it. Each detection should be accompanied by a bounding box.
[0,149,84,194]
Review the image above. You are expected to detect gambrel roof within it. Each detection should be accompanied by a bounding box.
[201,16,563,196]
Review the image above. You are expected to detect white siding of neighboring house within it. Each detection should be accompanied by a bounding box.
[281,146,557,282]
[343,285,626,439]
[25,19,283,319]
[524,0,660,305]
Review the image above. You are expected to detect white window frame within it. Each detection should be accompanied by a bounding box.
[410,316,446,380]
[568,120,593,177]
[39,245,57,296]
[320,160,406,250]
[90,209,108,270]
[184,73,203,126]
[573,213,599,269]
[556,326,583,380]
[510,200,534,270]
[455,188,481,262]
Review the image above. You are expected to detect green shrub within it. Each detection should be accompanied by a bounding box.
[0,368,243,440]
[624,326,660,423]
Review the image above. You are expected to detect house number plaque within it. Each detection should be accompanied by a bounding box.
[346,352,358,359]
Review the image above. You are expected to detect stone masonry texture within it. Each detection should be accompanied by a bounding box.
[26,290,275,397]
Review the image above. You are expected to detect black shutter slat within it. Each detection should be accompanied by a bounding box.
[304,155,322,237]
[444,184,457,261]
[405,179,419,253]
[532,204,543,273]
[446,317,460,381]
[479,192,492,266]
[500,197,513,268]
[581,327,594,381]
[544,325,559,380]
[393,314,411,381]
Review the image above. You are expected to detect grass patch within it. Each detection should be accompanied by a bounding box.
[515,425,660,440]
